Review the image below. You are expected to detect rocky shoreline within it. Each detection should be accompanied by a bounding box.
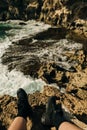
[0,0,87,130]
[0,0,87,38]
[0,26,87,129]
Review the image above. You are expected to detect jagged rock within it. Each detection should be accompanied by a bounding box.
[2,26,86,82]
[8,6,19,19]
[0,0,87,38]
[0,86,87,130]
[0,1,87,130]
[26,1,39,19]
[66,68,87,91]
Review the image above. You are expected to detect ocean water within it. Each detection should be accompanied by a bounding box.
[0,20,51,96]
[0,20,83,97]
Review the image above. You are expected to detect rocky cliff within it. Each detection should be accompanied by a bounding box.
[0,0,87,130]
[40,0,87,38]
[0,0,87,37]
[0,26,87,130]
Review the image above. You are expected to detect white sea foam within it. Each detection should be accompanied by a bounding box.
[0,20,83,97]
[0,20,50,96]
[37,39,82,70]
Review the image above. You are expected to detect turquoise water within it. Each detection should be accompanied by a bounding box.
[0,20,83,97]
[0,23,22,30]
[0,20,50,96]
[0,22,22,39]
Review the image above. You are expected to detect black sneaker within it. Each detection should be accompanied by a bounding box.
[17,88,33,119]
[41,96,65,128]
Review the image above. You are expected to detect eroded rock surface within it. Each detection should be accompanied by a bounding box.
[2,27,86,77]
[0,0,87,38]
[0,86,87,130]
[0,0,87,129]
[1,26,87,129]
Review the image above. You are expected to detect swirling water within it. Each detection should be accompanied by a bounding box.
[0,20,51,96]
[0,20,83,97]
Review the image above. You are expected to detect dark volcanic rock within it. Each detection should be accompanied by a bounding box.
[2,27,86,78]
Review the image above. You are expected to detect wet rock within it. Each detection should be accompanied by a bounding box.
[19,22,27,25]
[34,27,68,40]
[2,27,86,82]
[37,48,86,84]
[0,1,87,129]
[0,0,87,38]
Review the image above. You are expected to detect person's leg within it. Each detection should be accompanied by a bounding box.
[8,117,27,130]
[58,121,82,130]
[8,88,33,130]
[41,96,82,130]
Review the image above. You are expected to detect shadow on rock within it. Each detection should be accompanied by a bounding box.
[0,121,6,130]
[30,104,51,130]
[34,27,68,40]
[75,114,87,124]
